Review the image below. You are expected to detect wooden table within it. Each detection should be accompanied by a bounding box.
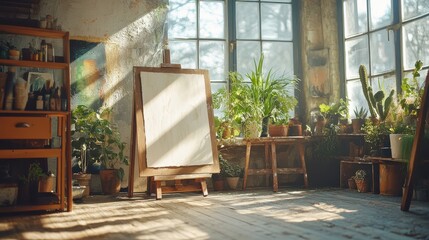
[242,136,309,192]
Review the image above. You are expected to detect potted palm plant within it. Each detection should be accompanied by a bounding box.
[71,105,128,195]
[225,54,298,138]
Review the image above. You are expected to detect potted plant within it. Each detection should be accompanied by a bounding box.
[223,54,298,138]
[221,157,243,190]
[319,98,349,126]
[71,105,129,195]
[6,42,20,60]
[352,106,368,134]
[354,169,369,193]
[359,64,395,122]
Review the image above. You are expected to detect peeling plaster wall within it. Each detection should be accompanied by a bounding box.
[34,0,168,192]
[300,0,340,128]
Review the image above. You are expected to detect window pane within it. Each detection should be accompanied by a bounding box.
[371,73,396,95]
[345,36,369,79]
[402,0,429,20]
[370,30,395,74]
[211,82,227,118]
[343,0,368,37]
[200,41,226,81]
[200,1,225,38]
[403,68,428,90]
[236,2,260,39]
[237,41,261,78]
[262,42,294,76]
[262,0,291,2]
[168,0,196,38]
[346,80,368,118]
[261,3,292,40]
[169,40,197,69]
[402,17,429,69]
[369,0,393,30]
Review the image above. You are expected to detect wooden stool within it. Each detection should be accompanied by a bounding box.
[242,137,309,192]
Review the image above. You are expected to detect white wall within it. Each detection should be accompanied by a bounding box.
[35,0,168,192]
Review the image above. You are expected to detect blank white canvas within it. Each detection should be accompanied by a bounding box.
[140,72,214,168]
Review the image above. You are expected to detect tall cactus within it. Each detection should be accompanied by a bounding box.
[359,65,377,119]
[358,65,395,122]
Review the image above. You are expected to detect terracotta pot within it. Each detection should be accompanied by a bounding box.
[379,162,405,196]
[351,119,364,134]
[355,179,369,193]
[99,169,121,195]
[226,177,240,190]
[213,179,225,191]
[269,124,289,137]
[38,176,55,193]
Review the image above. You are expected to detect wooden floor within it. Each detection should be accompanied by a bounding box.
[1,188,428,240]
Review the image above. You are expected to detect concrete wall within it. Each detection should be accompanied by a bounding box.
[31,0,341,192]
[34,0,168,192]
[300,0,340,129]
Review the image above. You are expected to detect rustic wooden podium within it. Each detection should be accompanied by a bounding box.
[242,136,309,192]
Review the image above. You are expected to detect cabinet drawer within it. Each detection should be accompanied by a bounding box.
[0,117,51,139]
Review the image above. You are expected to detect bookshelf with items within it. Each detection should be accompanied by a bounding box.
[0,24,72,212]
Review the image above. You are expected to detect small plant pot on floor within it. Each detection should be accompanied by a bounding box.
[226,177,240,190]
[100,169,121,195]
[355,179,369,193]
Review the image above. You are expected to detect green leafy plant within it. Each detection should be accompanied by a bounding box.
[71,105,129,180]
[221,54,298,136]
[218,154,243,178]
[354,169,367,180]
[359,65,394,122]
[319,98,349,124]
[28,162,46,183]
[353,106,368,120]
[399,60,424,118]
[362,119,390,151]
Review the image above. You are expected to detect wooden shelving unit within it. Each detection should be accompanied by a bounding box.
[0,24,71,212]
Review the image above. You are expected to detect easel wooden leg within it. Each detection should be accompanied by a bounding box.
[271,142,278,192]
[155,180,162,200]
[243,142,252,190]
[200,179,208,197]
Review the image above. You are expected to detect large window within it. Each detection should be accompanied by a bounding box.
[167,0,298,115]
[342,0,429,117]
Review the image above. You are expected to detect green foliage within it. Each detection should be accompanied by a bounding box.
[314,124,339,158]
[319,98,349,124]
[219,154,243,177]
[28,163,46,183]
[71,105,128,180]
[354,169,367,180]
[359,65,395,121]
[353,106,368,119]
[215,54,298,129]
[362,120,390,151]
[399,60,424,117]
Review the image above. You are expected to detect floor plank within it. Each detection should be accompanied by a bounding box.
[0,188,428,239]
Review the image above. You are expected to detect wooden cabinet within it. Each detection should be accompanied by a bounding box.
[0,24,71,212]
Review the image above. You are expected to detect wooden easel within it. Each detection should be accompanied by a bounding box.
[128,48,219,199]
[401,71,429,211]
